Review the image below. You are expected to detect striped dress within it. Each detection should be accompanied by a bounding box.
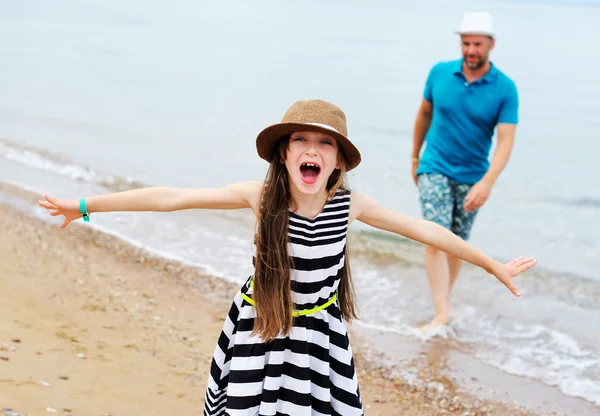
[203,190,363,416]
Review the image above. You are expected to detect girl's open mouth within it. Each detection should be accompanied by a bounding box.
[300,162,321,184]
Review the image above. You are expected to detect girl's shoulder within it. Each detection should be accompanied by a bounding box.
[247,180,265,211]
[224,180,264,216]
[347,190,380,224]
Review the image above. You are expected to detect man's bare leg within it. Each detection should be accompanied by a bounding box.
[421,251,465,331]
[421,246,451,330]
[448,254,463,292]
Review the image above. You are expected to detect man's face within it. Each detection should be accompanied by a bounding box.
[461,35,495,70]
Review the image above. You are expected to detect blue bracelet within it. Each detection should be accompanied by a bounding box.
[79,198,90,222]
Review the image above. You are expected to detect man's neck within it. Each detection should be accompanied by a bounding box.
[462,60,491,83]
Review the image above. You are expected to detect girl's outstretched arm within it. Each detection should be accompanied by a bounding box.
[349,192,537,297]
[39,181,264,229]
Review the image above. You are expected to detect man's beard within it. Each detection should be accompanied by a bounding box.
[464,56,487,70]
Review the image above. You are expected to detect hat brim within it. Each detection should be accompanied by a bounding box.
[256,122,362,171]
[455,30,495,38]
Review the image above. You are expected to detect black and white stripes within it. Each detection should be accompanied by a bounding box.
[203,190,363,416]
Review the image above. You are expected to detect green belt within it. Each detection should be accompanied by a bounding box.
[241,276,338,317]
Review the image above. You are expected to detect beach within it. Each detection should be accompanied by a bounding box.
[0,184,551,416]
[2,0,600,411]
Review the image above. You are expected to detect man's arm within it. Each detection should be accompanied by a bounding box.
[412,98,433,160]
[484,80,519,185]
[463,124,517,212]
[411,99,433,184]
[480,123,517,186]
[411,64,439,185]
[464,79,519,212]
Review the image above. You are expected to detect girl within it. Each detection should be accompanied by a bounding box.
[39,99,536,416]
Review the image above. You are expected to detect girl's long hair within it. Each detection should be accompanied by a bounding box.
[252,136,358,341]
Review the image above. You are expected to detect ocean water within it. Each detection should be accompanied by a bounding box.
[1,0,600,409]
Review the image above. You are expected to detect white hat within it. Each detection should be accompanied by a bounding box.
[455,12,495,38]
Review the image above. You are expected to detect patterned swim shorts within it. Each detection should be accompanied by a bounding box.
[417,173,479,240]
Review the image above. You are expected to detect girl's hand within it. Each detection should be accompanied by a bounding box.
[38,194,82,229]
[492,256,538,297]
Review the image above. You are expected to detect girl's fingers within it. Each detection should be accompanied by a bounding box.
[518,258,538,273]
[50,210,60,216]
[506,256,523,267]
[506,281,522,297]
[518,257,534,265]
[45,193,59,205]
[509,258,538,278]
[38,200,57,210]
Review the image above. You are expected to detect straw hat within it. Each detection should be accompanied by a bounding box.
[455,12,496,38]
[255,99,362,171]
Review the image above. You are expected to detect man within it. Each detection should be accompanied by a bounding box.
[411,12,519,330]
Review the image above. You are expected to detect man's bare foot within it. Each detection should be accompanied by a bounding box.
[420,314,450,332]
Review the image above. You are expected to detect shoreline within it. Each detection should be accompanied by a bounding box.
[0,183,597,415]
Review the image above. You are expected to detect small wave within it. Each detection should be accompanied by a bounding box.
[354,320,457,342]
[484,346,600,406]
[533,195,600,210]
[358,312,600,407]
[30,204,246,286]
[351,226,600,310]
[571,198,600,209]
[455,310,600,407]
[0,138,146,192]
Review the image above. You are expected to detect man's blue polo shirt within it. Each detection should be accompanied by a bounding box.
[416,59,519,184]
